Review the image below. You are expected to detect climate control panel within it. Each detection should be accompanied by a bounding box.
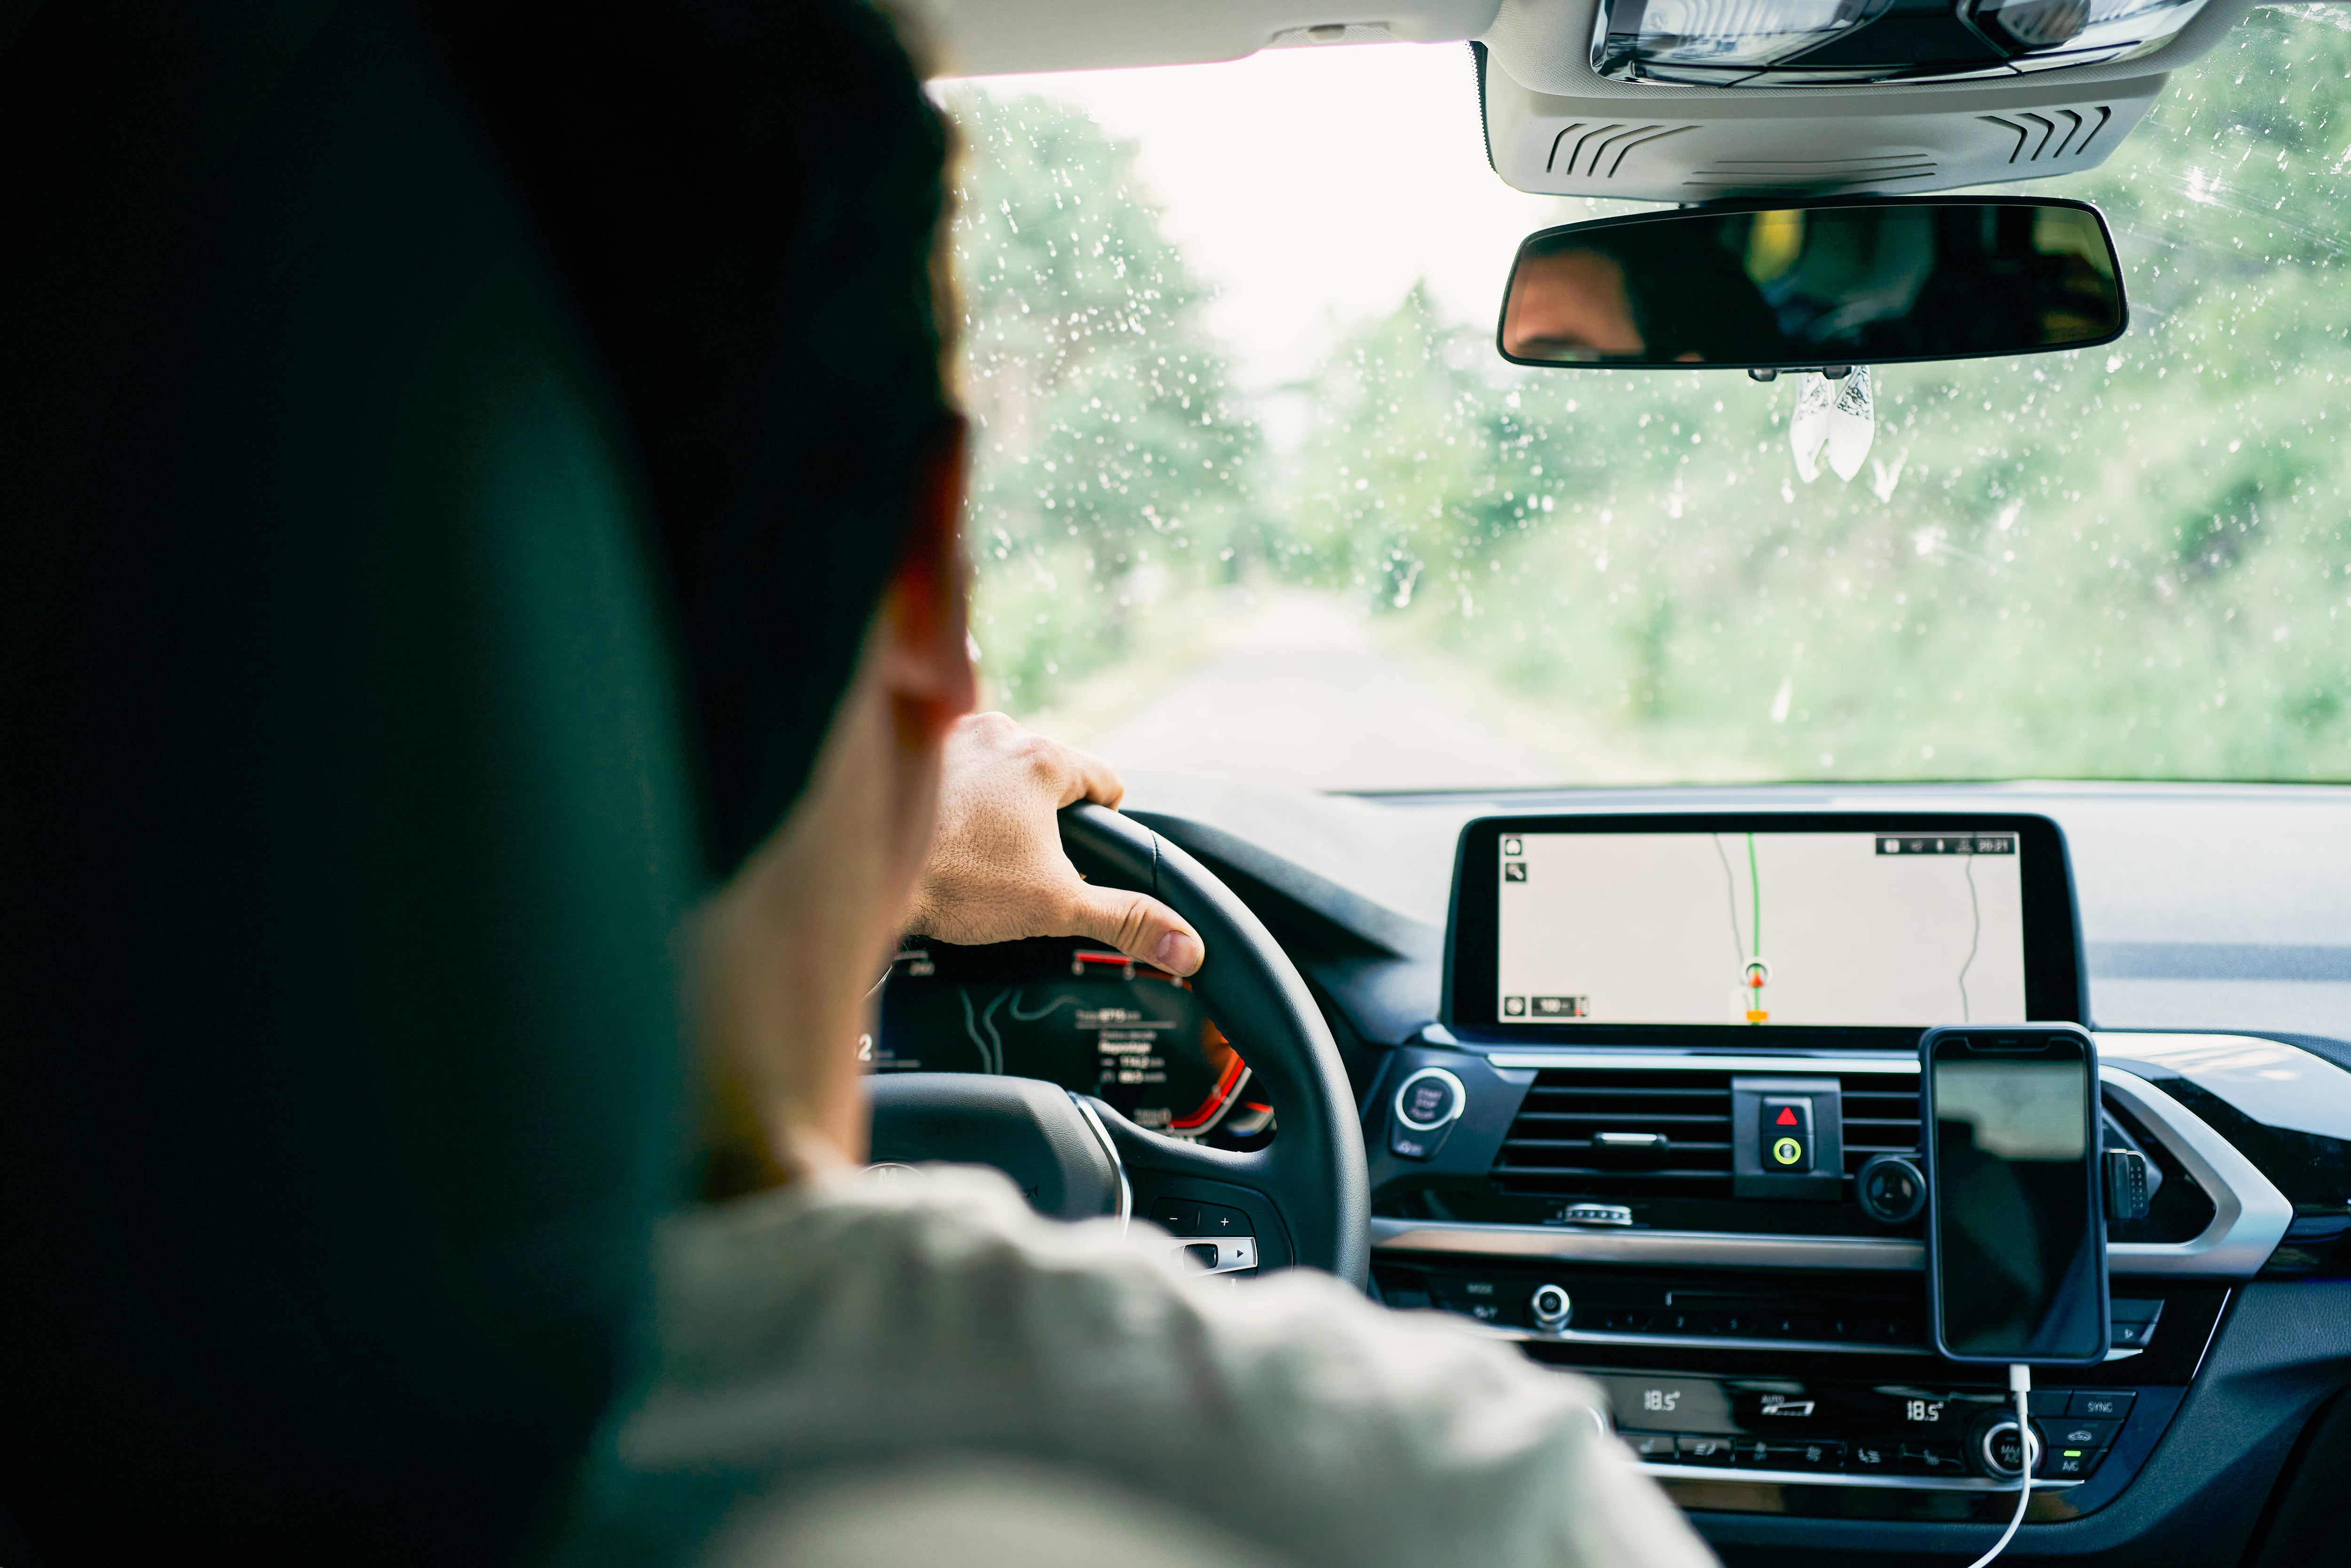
[1596,1371,2135,1482]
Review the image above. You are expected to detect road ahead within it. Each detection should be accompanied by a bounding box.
[1020,591,1651,793]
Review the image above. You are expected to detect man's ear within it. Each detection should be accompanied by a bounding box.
[879,412,978,731]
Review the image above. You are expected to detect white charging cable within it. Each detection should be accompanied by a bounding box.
[1964,1364,2036,1568]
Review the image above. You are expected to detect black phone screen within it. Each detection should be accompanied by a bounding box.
[1925,1028,2107,1365]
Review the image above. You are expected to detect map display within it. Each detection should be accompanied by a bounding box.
[1495,831,2026,1027]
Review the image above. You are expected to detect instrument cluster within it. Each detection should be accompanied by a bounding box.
[876,935,1272,1149]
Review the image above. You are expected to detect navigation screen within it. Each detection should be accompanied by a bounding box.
[1495,831,2027,1027]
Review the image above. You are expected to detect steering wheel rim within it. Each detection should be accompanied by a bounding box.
[1058,802,1370,1286]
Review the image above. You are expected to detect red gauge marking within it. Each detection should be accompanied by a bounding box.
[1169,1053,1249,1131]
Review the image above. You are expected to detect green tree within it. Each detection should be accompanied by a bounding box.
[946,89,1257,709]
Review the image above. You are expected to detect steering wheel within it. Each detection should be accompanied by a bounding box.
[868,803,1370,1285]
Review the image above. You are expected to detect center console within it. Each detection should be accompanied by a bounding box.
[1367,811,2295,1528]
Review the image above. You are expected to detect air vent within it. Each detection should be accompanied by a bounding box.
[1491,1067,1919,1202]
[1491,1069,1735,1198]
[1839,1078,1922,1176]
[1979,105,2114,163]
[1546,121,1696,180]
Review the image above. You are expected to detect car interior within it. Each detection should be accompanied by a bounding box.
[876,2,2351,1565]
[4,0,2347,1566]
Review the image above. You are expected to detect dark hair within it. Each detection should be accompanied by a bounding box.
[430,0,954,876]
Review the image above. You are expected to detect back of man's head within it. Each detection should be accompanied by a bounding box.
[431,0,955,878]
[0,2,955,1562]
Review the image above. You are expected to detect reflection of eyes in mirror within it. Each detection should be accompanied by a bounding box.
[1498,201,2125,370]
[1499,247,1648,362]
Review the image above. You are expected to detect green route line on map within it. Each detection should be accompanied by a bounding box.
[1747,832,1762,961]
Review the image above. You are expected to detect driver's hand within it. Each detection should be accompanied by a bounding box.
[902,713,1204,976]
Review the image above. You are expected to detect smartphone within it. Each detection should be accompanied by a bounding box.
[1922,1024,2108,1365]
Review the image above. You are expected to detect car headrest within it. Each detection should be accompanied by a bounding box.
[0,3,694,1563]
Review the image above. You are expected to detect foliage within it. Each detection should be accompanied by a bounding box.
[1268,5,2351,781]
[947,89,1256,709]
[952,9,2351,781]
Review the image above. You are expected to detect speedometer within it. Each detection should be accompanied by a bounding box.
[876,936,1269,1144]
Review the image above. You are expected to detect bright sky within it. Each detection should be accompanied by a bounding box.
[955,43,1609,389]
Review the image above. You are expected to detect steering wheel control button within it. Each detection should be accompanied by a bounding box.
[1530,1283,1573,1332]
[1675,1435,1735,1466]
[1197,1202,1253,1237]
[1147,1198,1200,1234]
[1857,1153,1927,1224]
[1174,1236,1258,1275]
[2069,1390,2136,1420]
[1760,1097,1814,1171]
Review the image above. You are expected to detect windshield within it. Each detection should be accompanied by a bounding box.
[943,6,2351,791]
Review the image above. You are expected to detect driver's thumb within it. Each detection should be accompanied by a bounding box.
[1067,884,1204,977]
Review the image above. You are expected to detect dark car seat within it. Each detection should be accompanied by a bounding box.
[0,2,695,1564]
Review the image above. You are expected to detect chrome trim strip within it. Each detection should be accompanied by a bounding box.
[1542,1325,1929,1357]
[1637,1462,2078,1494]
[1370,1218,1923,1270]
[1486,1051,1923,1074]
[1488,1322,2142,1362]
[2100,1066,2292,1277]
[1071,1095,1132,1232]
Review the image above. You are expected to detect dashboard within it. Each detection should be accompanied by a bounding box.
[878,780,2351,1567]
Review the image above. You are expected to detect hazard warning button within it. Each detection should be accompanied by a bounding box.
[1760,1098,1815,1172]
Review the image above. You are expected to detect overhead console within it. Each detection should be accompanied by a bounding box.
[1366,809,2296,1525]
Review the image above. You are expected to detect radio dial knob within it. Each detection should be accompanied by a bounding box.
[1531,1283,1573,1332]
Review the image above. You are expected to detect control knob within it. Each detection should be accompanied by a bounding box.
[1531,1283,1573,1332]
[1973,1413,2043,1480]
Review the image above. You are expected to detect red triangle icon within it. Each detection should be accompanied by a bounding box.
[1775,1107,1799,1125]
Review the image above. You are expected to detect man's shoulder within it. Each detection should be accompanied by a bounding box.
[594,1168,1709,1568]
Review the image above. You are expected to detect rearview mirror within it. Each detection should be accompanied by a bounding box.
[1498,197,2125,370]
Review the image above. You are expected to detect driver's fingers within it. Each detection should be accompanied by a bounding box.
[1050,740,1127,811]
[1065,882,1203,976]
